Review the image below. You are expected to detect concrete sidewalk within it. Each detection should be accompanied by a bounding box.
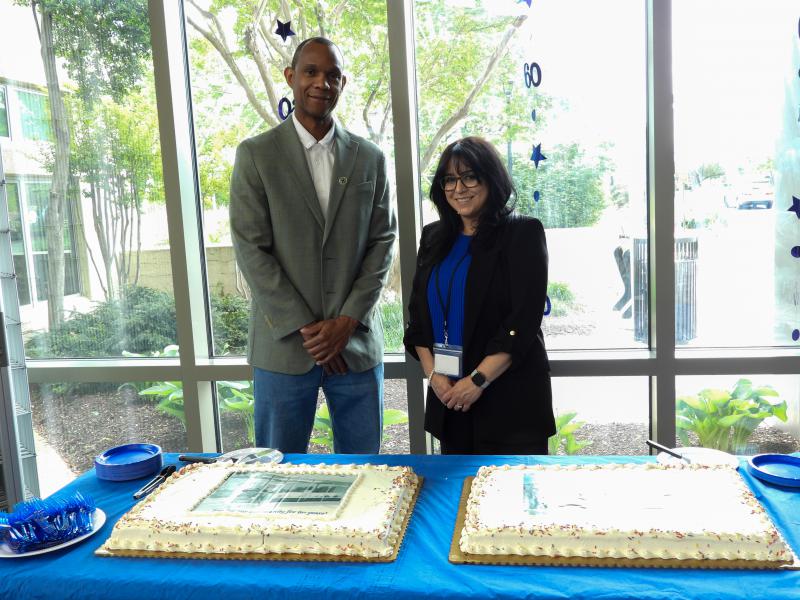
[34,431,76,498]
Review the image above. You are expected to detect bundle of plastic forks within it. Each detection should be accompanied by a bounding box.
[0,491,96,553]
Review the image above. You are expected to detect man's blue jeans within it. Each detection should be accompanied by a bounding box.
[253,364,383,454]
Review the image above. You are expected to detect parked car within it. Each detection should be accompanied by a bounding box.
[733,181,774,210]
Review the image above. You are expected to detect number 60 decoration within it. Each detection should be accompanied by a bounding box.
[523,62,542,88]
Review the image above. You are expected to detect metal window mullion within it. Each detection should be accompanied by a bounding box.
[647,0,676,448]
[149,0,215,452]
[387,0,427,454]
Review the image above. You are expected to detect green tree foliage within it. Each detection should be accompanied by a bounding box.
[69,84,163,299]
[34,0,151,104]
[185,0,531,205]
[514,143,609,228]
[689,162,725,187]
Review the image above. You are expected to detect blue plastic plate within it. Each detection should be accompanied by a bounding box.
[94,443,162,481]
[747,454,800,488]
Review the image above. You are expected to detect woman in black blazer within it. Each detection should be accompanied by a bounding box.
[403,136,555,454]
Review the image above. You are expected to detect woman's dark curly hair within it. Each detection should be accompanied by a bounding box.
[425,136,516,265]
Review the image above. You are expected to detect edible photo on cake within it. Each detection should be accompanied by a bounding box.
[192,472,356,517]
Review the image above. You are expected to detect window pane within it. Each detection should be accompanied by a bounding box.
[672,1,797,347]
[218,379,409,454]
[0,1,178,359]
[16,89,52,142]
[0,87,9,137]
[551,377,649,456]
[413,0,647,350]
[32,381,190,496]
[5,181,31,305]
[186,1,402,356]
[676,375,800,455]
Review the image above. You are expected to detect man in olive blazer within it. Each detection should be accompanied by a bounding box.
[230,38,396,454]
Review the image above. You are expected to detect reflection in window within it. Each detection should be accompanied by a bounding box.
[16,89,52,142]
[18,181,80,301]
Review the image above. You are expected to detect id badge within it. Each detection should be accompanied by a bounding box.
[433,343,463,378]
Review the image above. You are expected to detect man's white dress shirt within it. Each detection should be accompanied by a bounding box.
[292,113,336,219]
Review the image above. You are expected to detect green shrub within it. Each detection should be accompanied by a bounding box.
[211,293,249,355]
[546,281,579,318]
[25,286,251,359]
[548,411,591,455]
[380,300,404,353]
[311,403,409,449]
[676,378,787,453]
[25,286,177,358]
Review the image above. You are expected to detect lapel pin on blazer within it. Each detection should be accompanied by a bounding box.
[338,176,348,185]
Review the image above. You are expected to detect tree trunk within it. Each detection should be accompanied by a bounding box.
[39,6,69,328]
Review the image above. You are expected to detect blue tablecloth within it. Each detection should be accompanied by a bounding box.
[2,453,800,600]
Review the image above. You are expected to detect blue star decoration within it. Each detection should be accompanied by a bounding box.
[518,0,532,7]
[793,329,800,342]
[530,143,546,168]
[275,20,295,42]
[788,196,800,219]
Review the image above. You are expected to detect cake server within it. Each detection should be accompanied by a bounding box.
[646,439,691,464]
[133,465,176,500]
[177,447,283,465]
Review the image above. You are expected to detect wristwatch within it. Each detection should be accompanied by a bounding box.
[470,369,490,390]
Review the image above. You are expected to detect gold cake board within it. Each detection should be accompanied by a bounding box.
[95,477,423,563]
[449,477,800,570]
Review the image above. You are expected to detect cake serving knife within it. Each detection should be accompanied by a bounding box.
[133,465,177,500]
[646,440,692,464]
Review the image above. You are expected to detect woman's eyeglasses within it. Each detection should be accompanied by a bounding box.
[440,172,480,191]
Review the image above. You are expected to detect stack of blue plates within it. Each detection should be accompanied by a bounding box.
[94,443,163,481]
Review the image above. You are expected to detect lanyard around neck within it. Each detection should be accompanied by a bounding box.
[434,249,470,346]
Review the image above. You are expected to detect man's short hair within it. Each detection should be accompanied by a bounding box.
[290,37,344,70]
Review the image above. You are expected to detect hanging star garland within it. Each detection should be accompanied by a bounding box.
[788,196,800,219]
[530,143,547,168]
[275,20,295,43]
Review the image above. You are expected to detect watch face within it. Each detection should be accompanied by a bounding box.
[471,371,486,387]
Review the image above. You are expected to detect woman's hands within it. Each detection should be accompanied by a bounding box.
[429,372,454,400]
[439,376,483,412]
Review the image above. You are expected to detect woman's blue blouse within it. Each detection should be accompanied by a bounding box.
[426,233,472,347]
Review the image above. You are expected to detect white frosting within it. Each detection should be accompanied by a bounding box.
[460,463,793,563]
[103,462,419,558]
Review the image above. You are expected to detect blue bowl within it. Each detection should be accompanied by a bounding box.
[95,443,163,481]
[747,454,800,489]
